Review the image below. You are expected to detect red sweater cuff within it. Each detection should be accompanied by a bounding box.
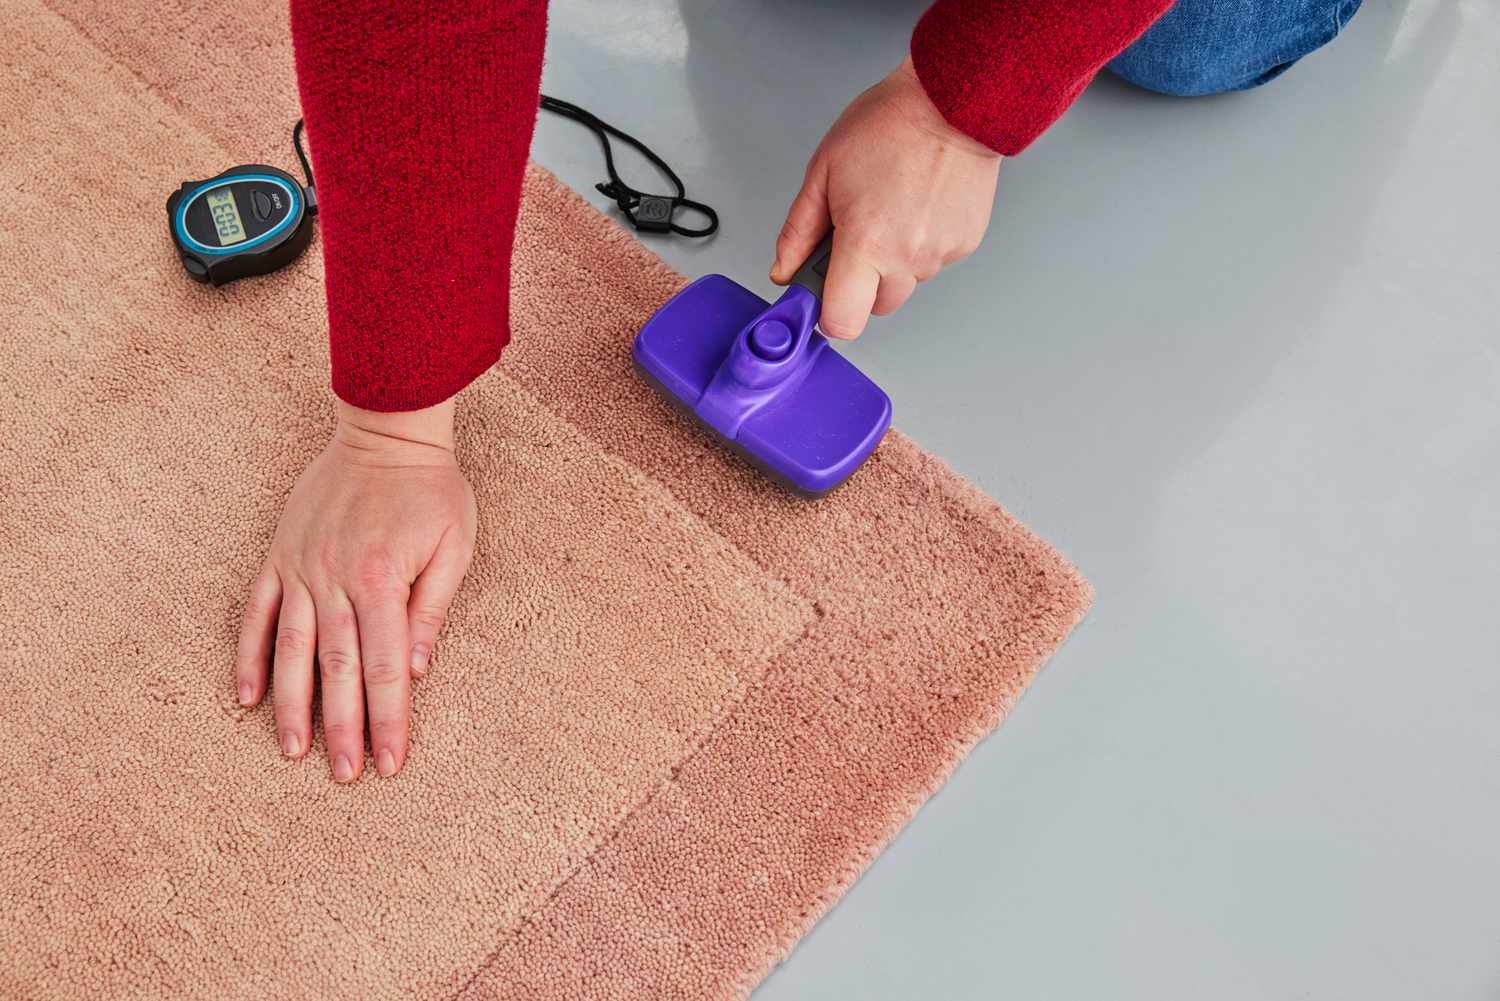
[911,0,1174,156]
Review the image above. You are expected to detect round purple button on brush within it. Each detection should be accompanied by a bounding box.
[749,319,793,361]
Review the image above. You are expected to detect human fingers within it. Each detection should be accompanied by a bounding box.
[406,527,473,679]
[270,580,316,760]
[314,587,366,783]
[771,163,831,284]
[235,564,281,707]
[871,271,917,317]
[818,233,881,340]
[351,578,411,779]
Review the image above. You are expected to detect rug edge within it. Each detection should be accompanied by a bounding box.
[467,164,1100,1000]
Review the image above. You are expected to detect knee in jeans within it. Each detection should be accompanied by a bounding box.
[1108,51,1259,98]
[1108,0,1361,98]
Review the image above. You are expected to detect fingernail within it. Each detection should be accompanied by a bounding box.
[376,749,397,777]
[333,754,356,783]
[410,643,431,676]
[238,683,254,706]
[281,731,300,758]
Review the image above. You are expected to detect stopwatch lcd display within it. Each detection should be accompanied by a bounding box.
[205,187,247,246]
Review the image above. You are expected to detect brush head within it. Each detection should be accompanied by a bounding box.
[633,275,892,497]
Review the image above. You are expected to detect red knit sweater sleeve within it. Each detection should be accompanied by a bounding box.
[290,0,548,412]
[910,0,1174,156]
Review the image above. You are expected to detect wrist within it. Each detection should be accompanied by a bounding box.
[335,397,457,454]
[889,56,1001,161]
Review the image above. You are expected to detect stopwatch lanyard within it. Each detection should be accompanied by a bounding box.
[291,96,718,239]
[539,94,719,238]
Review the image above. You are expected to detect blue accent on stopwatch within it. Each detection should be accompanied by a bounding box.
[174,174,300,256]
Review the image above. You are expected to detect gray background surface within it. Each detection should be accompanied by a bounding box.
[530,2,1499,997]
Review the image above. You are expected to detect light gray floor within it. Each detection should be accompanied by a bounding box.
[532,3,1499,998]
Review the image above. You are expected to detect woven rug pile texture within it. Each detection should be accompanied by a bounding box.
[0,3,1092,997]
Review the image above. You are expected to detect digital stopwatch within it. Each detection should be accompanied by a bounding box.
[167,163,316,286]
[163,101,710,287]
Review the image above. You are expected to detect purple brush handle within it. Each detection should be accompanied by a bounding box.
[694,284,821,439]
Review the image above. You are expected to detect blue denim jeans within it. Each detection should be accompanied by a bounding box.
[1109,0,1364,96]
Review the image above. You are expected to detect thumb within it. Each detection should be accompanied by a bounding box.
[771,163,831,284]
[406,526,474,678]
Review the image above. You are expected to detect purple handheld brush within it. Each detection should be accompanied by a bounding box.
[633,235,893,496]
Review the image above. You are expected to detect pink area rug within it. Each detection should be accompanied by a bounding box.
[0,2,1092,997]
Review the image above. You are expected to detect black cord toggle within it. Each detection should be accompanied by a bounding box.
[541,95,718,238]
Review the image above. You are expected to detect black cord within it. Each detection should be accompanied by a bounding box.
[292,118,314,188]
[539,94,717,238]
[290,100,715,237]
